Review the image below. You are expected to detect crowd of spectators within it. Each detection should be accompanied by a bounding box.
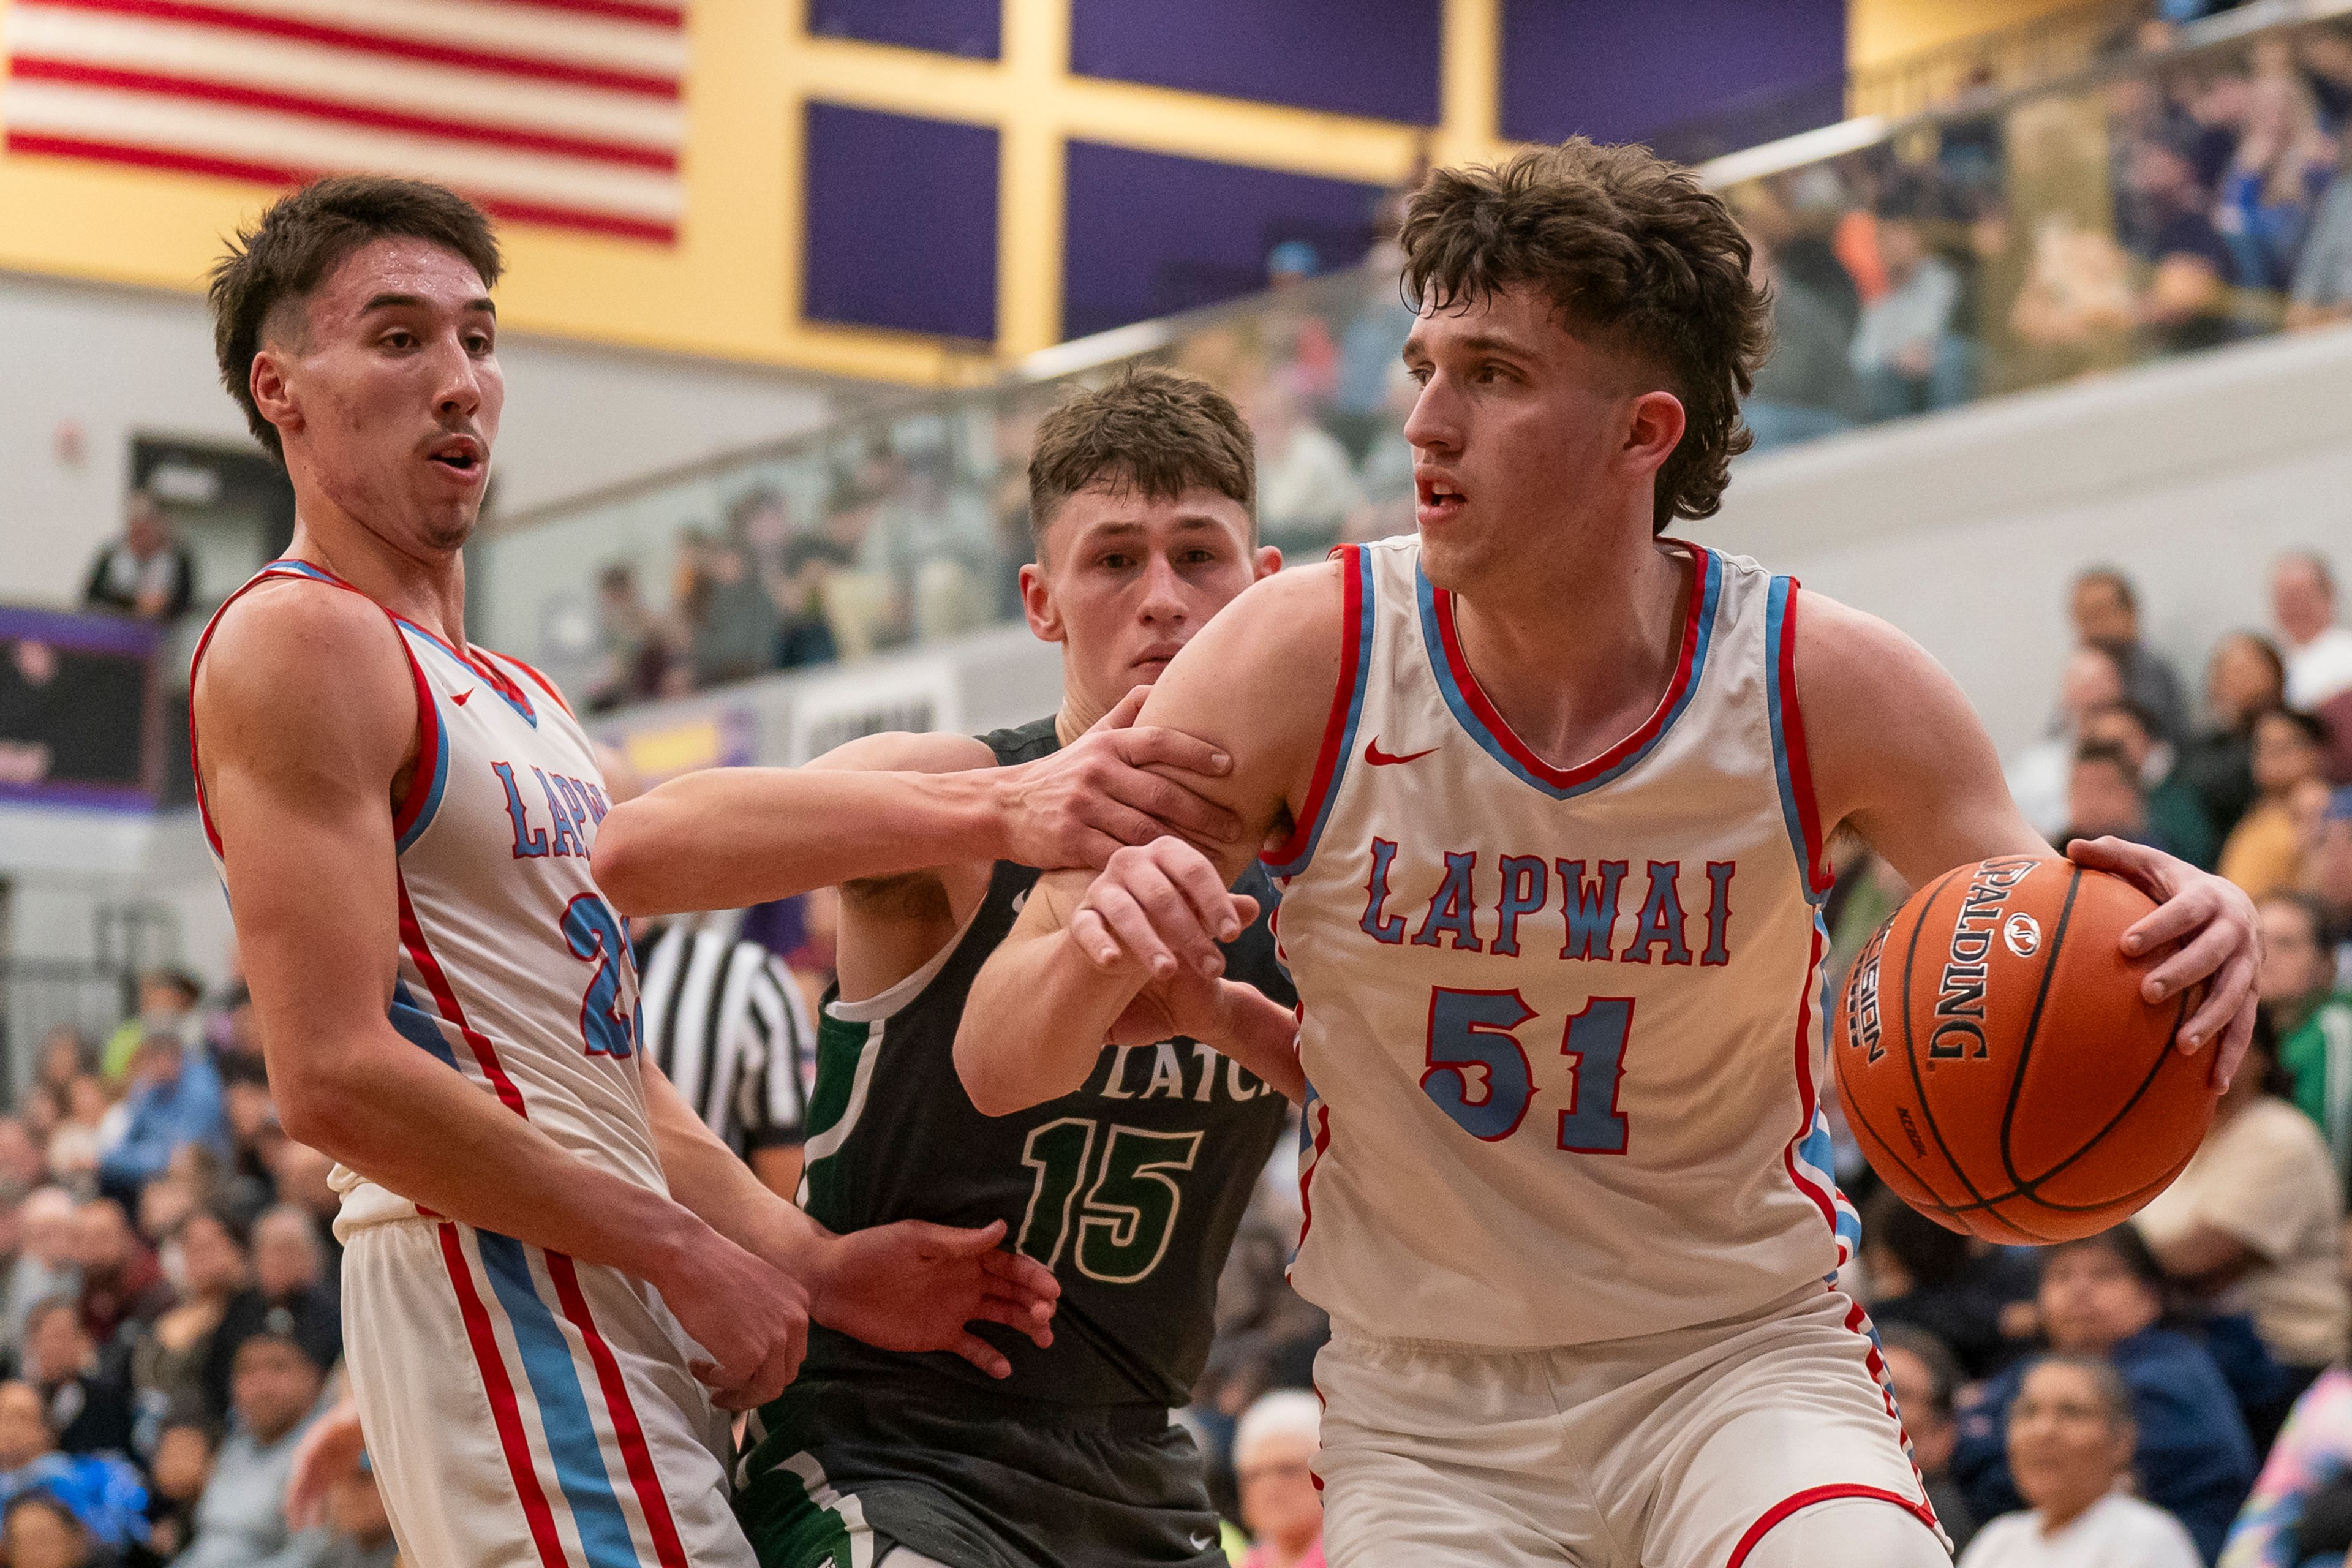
[1770,543,2352,1565]
[0,978,391,1566]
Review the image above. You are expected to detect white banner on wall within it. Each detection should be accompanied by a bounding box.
[785,657,961,764]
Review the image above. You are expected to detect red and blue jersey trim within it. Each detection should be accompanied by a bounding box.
[1764,575,1834,905]
[1417,541,1722,801]
[1262,545,1374,879]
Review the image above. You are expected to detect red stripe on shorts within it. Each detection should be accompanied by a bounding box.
[1727,1483,1940,1568]
[541,1252,690,1568]
[437,1223,570,1568]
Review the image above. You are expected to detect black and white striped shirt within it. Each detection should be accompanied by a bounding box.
[634,911,816,1155]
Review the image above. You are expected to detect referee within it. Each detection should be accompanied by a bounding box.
[633,905,816,1198]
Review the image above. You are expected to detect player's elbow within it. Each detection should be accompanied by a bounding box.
[951,1024,1045,1117]
[589,809,664,916]
[270,1071,356,1155]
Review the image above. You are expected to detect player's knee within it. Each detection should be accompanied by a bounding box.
[1734,1496,1949,1568]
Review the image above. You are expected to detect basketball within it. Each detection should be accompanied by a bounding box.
[1831,856,2222,1245]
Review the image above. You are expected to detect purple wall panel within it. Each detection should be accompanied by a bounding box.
[1069,0,1441,124]
[807,0,1000,59]
[1501,0,1845,148]
[1062,140,1386,339]
[802,104,999,341]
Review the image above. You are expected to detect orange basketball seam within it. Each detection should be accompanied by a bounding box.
[1991,864,2081,1197]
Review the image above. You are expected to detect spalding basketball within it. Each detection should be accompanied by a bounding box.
[1831,856,2220,1243]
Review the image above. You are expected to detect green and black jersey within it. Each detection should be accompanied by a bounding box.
[789,715,1295,1408]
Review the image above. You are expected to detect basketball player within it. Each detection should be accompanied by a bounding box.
[190,176,1056,1568]
[592,369,1306,1567]
[952,141,2260,1567]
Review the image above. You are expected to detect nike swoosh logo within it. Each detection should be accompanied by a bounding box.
[1364,738,1436,766]
[1188,1532,1216,1552]
[451,688,474,705]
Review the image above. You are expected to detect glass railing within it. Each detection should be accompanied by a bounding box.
[473,0,2352,707]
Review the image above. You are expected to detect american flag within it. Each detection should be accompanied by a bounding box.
[2,0,687,243]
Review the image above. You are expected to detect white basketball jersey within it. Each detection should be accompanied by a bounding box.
[1263,537,1857,1348]
[192,560,662,1238]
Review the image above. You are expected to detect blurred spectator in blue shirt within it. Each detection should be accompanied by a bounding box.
[97,1036,225,1207]
[0,1380,146,1558]
[1954,1226,2256,1562]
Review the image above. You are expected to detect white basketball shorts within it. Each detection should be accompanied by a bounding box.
[341,1218,756,1568]
[1312,1284,1948,1568]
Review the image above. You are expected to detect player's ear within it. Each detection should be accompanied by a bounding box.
[249,349,302,445]
[1621,390,1685,478]
[1251,543,1283,581]
[1019,560,1065,644]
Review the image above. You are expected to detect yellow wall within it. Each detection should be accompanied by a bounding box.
[1847,0,2096,72]
[0,0,2081,383]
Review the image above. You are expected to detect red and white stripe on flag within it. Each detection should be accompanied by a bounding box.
[2,0,687,243]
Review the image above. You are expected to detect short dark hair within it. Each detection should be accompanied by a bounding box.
[1398,137,1770,533]
[2045,1223,2165,1291]
[1876,1325,1963,1421]
[2258,707,2332,748]
[2071,740,2141,785]
[1861,1186,1972,1289]
[2073,566,2137,612]
[2082,699,2158,741]
[1025,368,1255,554]
[208,176,502,464]
[2024,1353,2135,1432]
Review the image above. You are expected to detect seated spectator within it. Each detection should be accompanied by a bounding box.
[96,1035,226,1207]
[133,1208,248,1441]
[1744,230,1861,450]
[318,1457,397,1568]
[42,1080,110,1195]
[2221,710,2332,900]
[1233,1390,1324,1568]
[2185,631,2288,842]
[176,1331,332,1568]
[1849,202,1974,421]
[0,1380,146,1559]
[204,1207,339,1423]
[1958,1355,2201,1568]
[2082,701,2219,867]
[2219,1365,2352,1567]
[2010,646,2130,841]
[132,1417,210,1566]
[71,1200,170,1351]
[1880,1325,1981,1552]
[2,1491,100,1568]
[98,972,200,1085]
[1861,1186,2036,1379]
[2214,40,2335,295]
[80,491,193,625]
[2274,553,2352,712]
[17,1300,135,1460]
[2287,135,2352,329]
[2136,1020,2345,1447]
[582,562,671,713]
[1247,380,1357,563]
[2261,892,2352,1180]
[685,530,781,688]
[5,1191,79,1354]
[2070,568,2192,745]
[2061,741,2162,853]
[1953,1227,2256,1561]
[2307,788,2352,988]
[32,1032,89,1106]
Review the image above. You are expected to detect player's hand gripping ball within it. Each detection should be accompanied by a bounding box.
[1831,856,2220,1243]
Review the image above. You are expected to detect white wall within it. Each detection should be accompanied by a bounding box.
[0,269,843,606]
[1714,322,2352,758]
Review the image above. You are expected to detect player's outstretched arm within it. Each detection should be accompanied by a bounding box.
[590,692,1242,918]
[954,565,1342,1114]
[1795,587,2258,1086]
[638,1050,1058,1378]
[198,584,807,1410]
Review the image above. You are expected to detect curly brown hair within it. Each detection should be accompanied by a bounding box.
[208,175,502,465]
[1398,138,1770,533]
[1027,367,1255,557]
